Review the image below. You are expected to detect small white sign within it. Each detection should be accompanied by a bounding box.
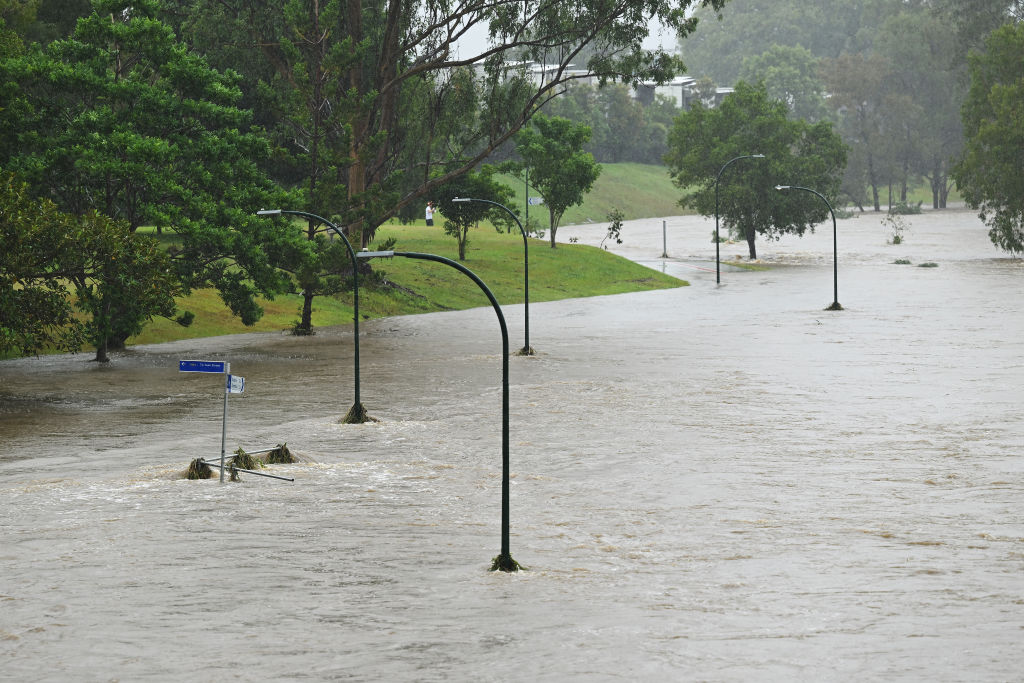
[528,196,544,205]
[227,375,245,394]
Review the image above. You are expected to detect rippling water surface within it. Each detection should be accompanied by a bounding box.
[2,210,1021,681]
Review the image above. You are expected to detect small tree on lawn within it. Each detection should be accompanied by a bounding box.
[434,167,516,261]
[507,115,601,248]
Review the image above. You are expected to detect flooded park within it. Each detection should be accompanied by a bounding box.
[1,207,1021,680]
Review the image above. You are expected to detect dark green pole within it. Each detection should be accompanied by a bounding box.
[453,197,532,355]
[774,186,842,311]
[360,250,520,571]
[257,209,369,422]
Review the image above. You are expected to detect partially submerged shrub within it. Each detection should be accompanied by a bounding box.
[889,201,922,215]
[263,443,295,464]
[186,458,213,479]
[882,212,908,244]
[232,447,262,470]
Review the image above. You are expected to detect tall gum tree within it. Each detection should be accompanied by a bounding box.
[168,0,731,247]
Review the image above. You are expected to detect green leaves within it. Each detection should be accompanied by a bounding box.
[512,114,601,247]
[954,22,1024,254]
[0,174,178,358]
[666,82,846,258]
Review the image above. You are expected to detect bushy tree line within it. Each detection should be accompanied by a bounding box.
[541,83,680,165]
[679,0,1022,222]
[0,0,729,355]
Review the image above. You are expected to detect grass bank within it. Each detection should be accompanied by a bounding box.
[129,223,686,346]
[497,163,686,229]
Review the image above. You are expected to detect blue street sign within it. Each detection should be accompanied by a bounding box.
[179,359,227,373]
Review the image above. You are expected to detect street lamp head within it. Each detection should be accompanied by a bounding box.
[452,197,471,203]
[256,209,282,216]
[775,185,790,191]
[752,154,766,158]
[357,249,395,259]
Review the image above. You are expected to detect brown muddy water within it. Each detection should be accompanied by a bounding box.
[1,209,1021,681]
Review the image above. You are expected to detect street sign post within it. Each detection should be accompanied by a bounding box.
[179,359,237,482]
[179,360,227,373]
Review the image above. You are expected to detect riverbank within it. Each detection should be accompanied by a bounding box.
[126,223,686,347]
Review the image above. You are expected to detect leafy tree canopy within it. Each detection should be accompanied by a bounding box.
[0,0,300,352]
[433,165,516,261]
[162,0,728,246]
[953,21,1024,254]
[506,114,601,248]
[665,81,846,259]
[738,44,827,123]
[1,174,178,359]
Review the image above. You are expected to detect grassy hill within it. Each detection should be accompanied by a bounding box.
[497,162,687,229]
[128,223,687,346]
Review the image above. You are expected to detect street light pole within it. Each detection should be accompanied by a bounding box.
[453,197,533,355]
[715,154,765,284]
[257,208,371,422]
[357,249,522,572]
[774,185,842,310]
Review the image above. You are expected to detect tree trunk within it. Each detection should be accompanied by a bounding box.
[296,291,314,335]
[746,228,757,260]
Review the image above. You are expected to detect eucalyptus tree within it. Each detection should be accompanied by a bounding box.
[665,81,846,259]
[167,0,730,249]
[822,52,905,212]
[874,10,965,209]
[738,44,828,123]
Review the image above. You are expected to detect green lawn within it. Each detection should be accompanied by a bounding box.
[129,223,687,346]
[497,162,687,229]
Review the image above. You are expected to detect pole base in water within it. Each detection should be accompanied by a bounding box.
[514,346,536,357]
[342,402,378,424]
[490,554,524,572]
[825,301,844,311]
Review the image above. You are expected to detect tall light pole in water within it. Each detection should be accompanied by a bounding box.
[775,185,843,311]
[357,249,522,572]
[453,197,533,355]
[715,154,765,284]
[256,209,371,423]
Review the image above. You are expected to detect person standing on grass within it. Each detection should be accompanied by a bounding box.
[425,201,435,226]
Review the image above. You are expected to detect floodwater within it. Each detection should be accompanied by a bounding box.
[2,208,1021,681]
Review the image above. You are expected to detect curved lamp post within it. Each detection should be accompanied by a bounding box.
[357,249,522,572]
[774,185,843,311]
[453,197,533,356]
[715,154,765,284]
[257,208,371,422]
